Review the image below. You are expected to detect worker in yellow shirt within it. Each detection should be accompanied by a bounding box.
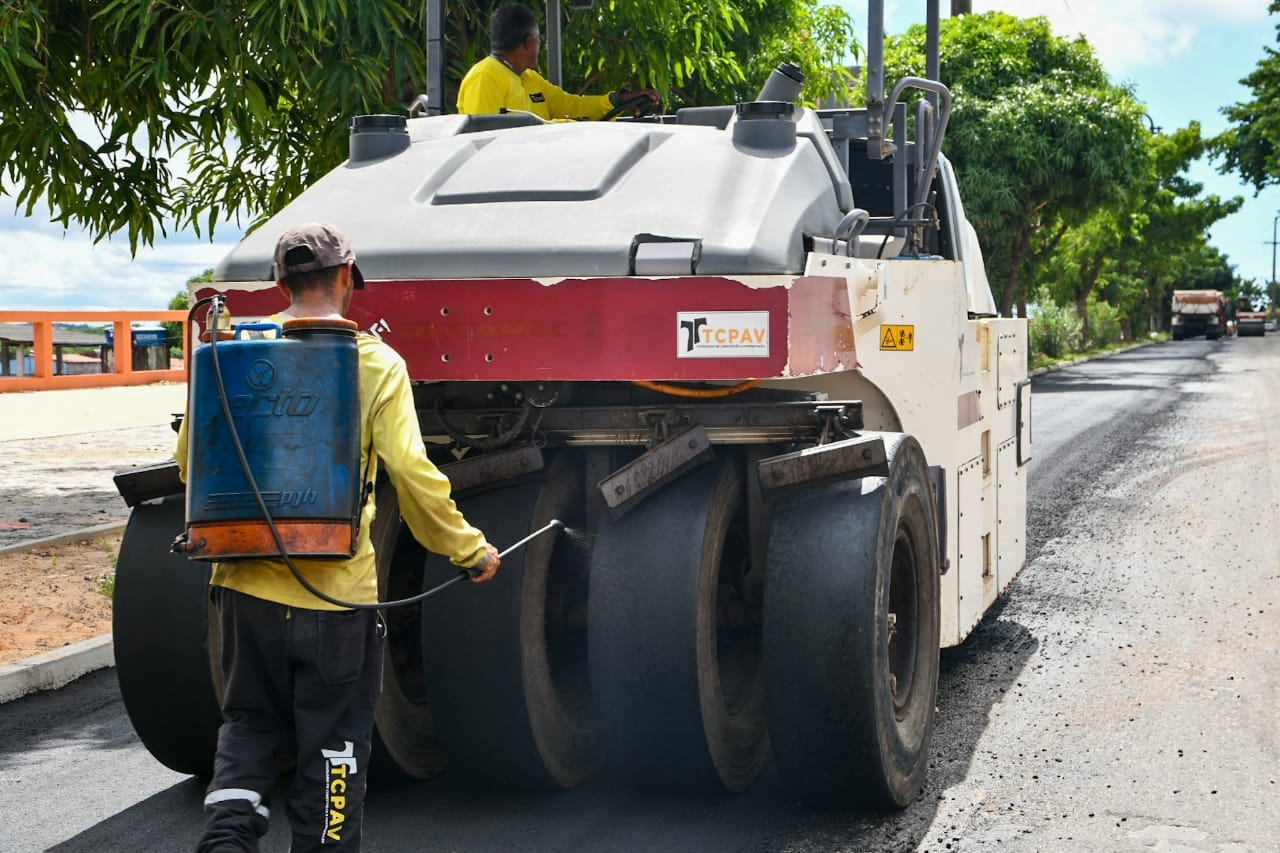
[177,222,500,852]
[458,2,660,121]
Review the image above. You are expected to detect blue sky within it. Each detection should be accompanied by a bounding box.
[2,0,1278,311]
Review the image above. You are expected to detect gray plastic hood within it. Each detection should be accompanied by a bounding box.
[215,109,848,283]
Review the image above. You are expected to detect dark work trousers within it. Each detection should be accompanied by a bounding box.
[197,587,383,852]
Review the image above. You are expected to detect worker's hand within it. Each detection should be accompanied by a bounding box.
[468,543,500,583]
[611,88,661,115]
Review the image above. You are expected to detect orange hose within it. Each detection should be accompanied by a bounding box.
[631,379,762,398]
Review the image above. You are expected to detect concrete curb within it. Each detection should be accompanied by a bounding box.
[0,522,126,704]
[0,634,115,704]
[1028,339,1158,377]
[0,520,128,557]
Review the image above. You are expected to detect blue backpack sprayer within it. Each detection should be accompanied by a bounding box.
[172,295,561,609]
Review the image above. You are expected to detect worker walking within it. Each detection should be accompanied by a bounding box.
[458,2,659,120]
[175,222,500,851]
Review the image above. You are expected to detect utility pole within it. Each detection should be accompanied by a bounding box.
[1270,212,1280,316]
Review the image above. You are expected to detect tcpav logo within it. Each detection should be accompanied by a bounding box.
[677,311,770,358]
[322,741,358,842]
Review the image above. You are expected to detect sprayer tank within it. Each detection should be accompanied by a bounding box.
[184,320,362,560]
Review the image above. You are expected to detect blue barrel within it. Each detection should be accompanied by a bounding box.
[184,318,362,560]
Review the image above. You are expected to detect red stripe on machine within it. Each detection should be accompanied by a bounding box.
[199,276,855,382]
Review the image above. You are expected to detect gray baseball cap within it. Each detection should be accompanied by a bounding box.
[272,222,365,288]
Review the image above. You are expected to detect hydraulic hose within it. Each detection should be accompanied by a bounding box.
[631,379,761,398]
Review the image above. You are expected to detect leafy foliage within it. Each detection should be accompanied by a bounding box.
[1,0,427,248]
[1210,1,1280,193]
[94,536,117,598]
[1231,275,1270,313]
[0,0,855,251]
[1028,288,1082,359]
[1086,297,1123,348]
[1038,124,1242,342]
[877,13,1149,316]
[162,268,206,352]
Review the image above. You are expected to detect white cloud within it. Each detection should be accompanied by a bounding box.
[0,216,239,311]
[971,0,1270,76]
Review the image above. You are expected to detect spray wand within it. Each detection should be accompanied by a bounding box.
[276,519,566,610]
[428,519,566,596]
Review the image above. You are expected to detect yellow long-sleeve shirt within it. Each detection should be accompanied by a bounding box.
[457,55,614,120]
[175,324,487,610]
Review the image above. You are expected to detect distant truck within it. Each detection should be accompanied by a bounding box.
[1236,299,1268,337]
[1170,290,1227,340]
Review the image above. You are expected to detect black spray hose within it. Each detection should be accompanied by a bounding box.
[201,296,564,611]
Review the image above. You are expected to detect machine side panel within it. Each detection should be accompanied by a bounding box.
[196,275,857,383]
[952,455,985,645]
[994,319,1030,594]
[778,258,1029,647]
[996,436,1026,594]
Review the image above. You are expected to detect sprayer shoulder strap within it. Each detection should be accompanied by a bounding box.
[360,434,375,508]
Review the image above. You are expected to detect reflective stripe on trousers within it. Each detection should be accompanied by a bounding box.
[205,788,271,820]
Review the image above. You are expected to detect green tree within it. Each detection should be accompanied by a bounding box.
[877,12,1149,316]
[0,0,854,253]
[1027,286,1082,359]
[1116,129,1242,336]
[1210,2,1280,194]
[162,269,210,353]
[559,0,857,108]
[1039,124,1242,342]
[1231,276,1269,313]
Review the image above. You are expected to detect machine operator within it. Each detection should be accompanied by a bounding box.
[457,2,660,120]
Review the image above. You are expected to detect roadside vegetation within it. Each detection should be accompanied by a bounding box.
[94,536,118,599]
[1027,288,1157,372]
[1029,289,1141,368]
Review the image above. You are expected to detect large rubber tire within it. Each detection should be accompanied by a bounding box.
[764,433,940,808]
[113,495,222,777]
[420,452,599,789]
[368,481,448,781]
[589,454,768,793]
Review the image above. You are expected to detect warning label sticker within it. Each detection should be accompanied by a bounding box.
[880,325,915,351]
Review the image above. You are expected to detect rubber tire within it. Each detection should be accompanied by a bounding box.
[763,433,940,808]
[113,495,222,777]
[589,453,768,793]
[420,452,599,789]
[368,481,448,782]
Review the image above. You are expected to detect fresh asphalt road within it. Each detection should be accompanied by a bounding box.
[4,337,1277,852]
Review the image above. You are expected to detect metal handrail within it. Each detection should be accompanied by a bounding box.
[883,76,953,213]
[0,310,188,392]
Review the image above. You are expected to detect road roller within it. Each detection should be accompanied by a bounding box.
[112,0,1029,808]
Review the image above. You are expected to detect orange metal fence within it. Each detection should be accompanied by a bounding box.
[0,310,188,392]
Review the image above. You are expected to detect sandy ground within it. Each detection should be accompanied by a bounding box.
[0,533,120,664]
[0,383,186,664]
